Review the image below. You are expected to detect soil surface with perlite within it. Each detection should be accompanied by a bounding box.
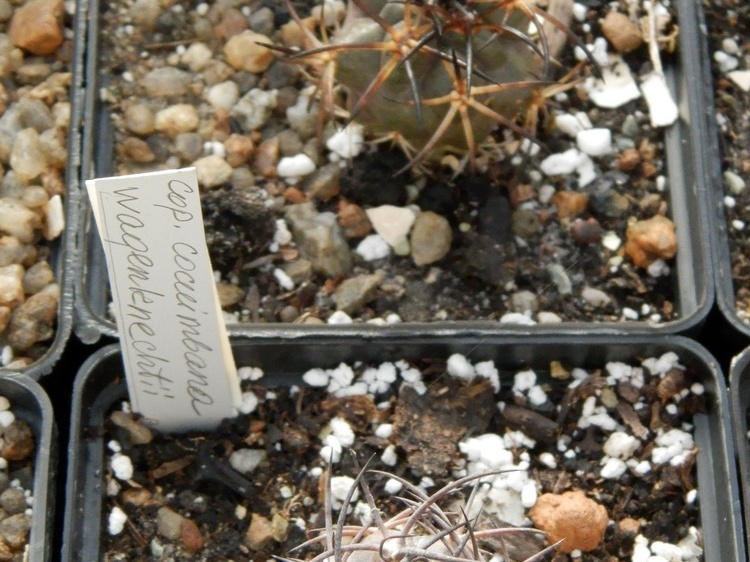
[102,352,705,561]
[94,0,683,326]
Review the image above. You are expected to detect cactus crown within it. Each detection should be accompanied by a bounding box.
[281,0,586,173]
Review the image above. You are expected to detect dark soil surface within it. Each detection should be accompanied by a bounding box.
[102,355,705,561]
[89,0,684,326]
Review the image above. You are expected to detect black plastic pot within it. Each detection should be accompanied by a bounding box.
[698,3,750,342]
[2,0,87,379]
[74,0,713,342]
[62,335,743,561]
[0,374,57,561]
[729,347,750,552]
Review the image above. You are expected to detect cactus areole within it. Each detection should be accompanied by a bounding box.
[285,0,574,171]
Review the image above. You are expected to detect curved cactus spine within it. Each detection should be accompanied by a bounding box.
[279,464,562,562]
[280,0,587,172]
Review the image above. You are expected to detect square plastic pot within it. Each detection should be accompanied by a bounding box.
[696,0,750,341]
[729,347,750,552]
[62,335,743,561]
[0,0,87,379]
[0,374,57,561]
[74,0,712,343]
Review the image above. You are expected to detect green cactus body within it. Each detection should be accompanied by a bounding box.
[332,1,545,158]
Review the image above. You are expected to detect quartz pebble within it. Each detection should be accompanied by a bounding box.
[224,31,275,73]
[410,211,452,266]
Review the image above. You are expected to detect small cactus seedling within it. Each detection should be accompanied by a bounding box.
[279,0,588,172]
[280,463,561,562]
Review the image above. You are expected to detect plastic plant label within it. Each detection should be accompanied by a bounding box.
[86,168,241,432]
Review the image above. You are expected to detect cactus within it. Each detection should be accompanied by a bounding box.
[280,0,585,172]
[280,463,561,562]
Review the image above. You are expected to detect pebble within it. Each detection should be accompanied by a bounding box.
[194,155,232,188]
[123,104,155,136]
[601,11,642,53]
[110,410,153,445]
[216,282,245,308]
[231,88,277,132]
[551,191,588,219]
[206,81,239,110]
[120,137,154,163]
[624,215,677,268]
[528,491,608,553]
[224,31,274,73]
[727,70,750,92]
[547,264,573,295]
[285,203,352,277]
[1,421,33,461]
[245,513,273,550]
[537,311,562,324]
[140,67,191,97]
[511,209,541,238]
[410,211,452,266]
[180,518,204,551]
[181,42,213,72]
[156,507,184,540]
[0,488,25,515]
[333,271,385,314]
[581,286,612,308]
[617,147,641,171]
[510,290,538,314]
[570,218,602,244]
[8,292,57,351]
[173,133,203,162]
[0,513,30,550]
[724,170,746,194]
[11,129,47,183]
[366,205,415,255]
[253,137,279,178]
[338,202,371,239]
[224,134,254,167]
[154,104,199,138]
[303,163,339,201]
[128,0,160,30]
[0,265,24,307]
[8,0,63,56]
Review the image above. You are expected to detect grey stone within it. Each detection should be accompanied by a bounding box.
[285,203,352,277]
[510,290,539,314]
[511,209,541,238]
[22,261,53,294]
[249,7,275,35]
[546,263,573,295]
[173,133,203,162]
[10,129,47,184]
[140,67,191,98]
[0,488,26,515]
[156,507,184,540]
[334,271,385,314]
[16,98,53,133]
[411,211,452,266]
[581,286,612,308]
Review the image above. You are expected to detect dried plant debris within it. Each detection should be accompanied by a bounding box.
[97,0,682,325]
[705,0,750,324]
[102,352,705,561]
